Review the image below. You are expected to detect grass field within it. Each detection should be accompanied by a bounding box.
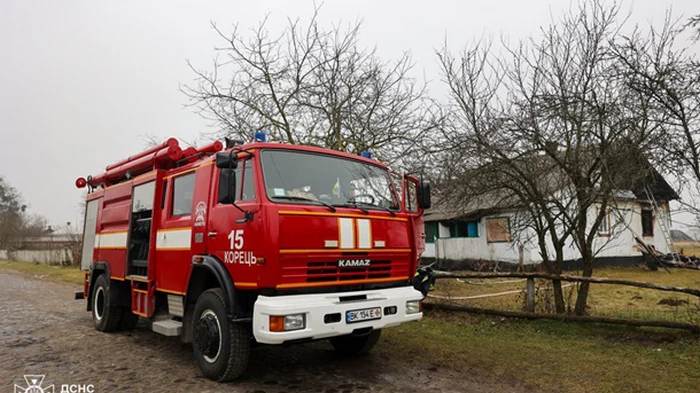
[673,241,700,257]
[2,259,699,392]
[432,267,700,324]
[0,260,84,284]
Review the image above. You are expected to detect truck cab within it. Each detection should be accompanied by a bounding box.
[77,137,430,382]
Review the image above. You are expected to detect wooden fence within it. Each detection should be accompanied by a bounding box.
[428,272,700,333]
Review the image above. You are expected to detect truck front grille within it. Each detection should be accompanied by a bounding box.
[280,258,410,285]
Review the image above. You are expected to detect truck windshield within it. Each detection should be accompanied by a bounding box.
[261,150,399,210]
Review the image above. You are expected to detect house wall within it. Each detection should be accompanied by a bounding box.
[0,249,75,265]
[433,213,535,264]
[425,200,672,266]
[422,222,451,258]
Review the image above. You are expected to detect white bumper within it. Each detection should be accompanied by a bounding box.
[252,286,423,344]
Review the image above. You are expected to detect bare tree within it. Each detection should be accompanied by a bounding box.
[689,14,700,41]
[437,0,662,315]
[182,6,434,166]
[0,176,48,251]
[612,13,700,223]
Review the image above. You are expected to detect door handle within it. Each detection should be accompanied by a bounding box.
[208,231,218,237]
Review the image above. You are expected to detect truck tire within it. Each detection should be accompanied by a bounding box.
[118,308,139,331]
[329,329,381,355]
[91,274,122,332]
[192,288,250,382]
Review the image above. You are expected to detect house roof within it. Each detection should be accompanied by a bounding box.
[426,149,679,223]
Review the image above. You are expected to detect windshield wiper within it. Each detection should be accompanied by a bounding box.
[271,195,336,212]
[348,201,397,216]
[332,201,370,214]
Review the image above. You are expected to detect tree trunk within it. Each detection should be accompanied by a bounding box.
[552,249,566,313]
[552,279,566,313]
[574,250,595,315]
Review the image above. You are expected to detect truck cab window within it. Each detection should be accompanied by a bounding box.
[172,173,196,216]
[218,160,255,204]
[241,162,255,201]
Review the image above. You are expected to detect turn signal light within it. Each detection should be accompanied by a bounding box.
[269,314,306,332]
[270,316,285,332]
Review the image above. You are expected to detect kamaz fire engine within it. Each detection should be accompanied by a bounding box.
[75,133,430,381]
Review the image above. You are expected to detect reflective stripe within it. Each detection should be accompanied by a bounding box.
[95,232,128,249]
[338,218,355,249]
[356,219,372,249]
[156,228,192,250]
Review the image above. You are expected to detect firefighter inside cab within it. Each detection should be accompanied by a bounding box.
[75,132,432,382]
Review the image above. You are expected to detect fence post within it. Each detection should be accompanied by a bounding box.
[526,277,535,312]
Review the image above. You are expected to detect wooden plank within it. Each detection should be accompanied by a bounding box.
[424,302,700,333]
[433,272,700,298]
[526,277,535,312]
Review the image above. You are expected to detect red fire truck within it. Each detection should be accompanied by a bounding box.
[75,134,430,381]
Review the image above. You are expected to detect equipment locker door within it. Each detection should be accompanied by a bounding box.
[81,199,100,271]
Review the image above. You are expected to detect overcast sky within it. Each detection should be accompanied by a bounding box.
[0,0,697,231]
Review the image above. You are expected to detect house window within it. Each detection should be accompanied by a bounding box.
[598,209,610,236]
[448,220,478,238]
[171,173,196,216]
[641,209,654,236]
[425,222,439,243]
[486,217,510,243]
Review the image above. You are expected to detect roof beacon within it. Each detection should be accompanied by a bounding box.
[361,150,372,159]
[254,131,267,143]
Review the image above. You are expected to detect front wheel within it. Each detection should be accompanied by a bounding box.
[329,329,382,355]
[91,274,122,332]
[192,288,251,382]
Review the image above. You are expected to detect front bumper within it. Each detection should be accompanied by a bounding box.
[252,286,423,344]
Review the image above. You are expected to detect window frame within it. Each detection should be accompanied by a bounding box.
[259,149,400,211]
[170,172,196,217]
[217,158,256,205]
[486,216,511,243]
[641,209,654,237]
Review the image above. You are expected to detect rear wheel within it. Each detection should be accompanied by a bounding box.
[118,308,139,331]
[192,288,250,382]
[329,329,382,355]
[91,274,121,332]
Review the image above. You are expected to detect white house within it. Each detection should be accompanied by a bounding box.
[423,170,679,269]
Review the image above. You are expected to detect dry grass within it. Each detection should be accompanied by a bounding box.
[398,266,700,392]
[430,267,700,324]
[381,311,700,393]
[673,241,700,257]
[0,260,84,285]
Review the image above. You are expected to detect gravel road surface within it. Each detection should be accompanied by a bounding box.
[0,269,540,393]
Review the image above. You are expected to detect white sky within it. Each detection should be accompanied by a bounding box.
[0,0,697,231]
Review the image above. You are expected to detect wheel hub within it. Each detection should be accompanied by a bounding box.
[196,312,221,361]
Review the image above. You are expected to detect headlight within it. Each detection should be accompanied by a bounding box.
[269,314,306,332]
[406,300,422,314]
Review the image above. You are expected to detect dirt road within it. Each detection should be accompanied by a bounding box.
[0,269,537,393]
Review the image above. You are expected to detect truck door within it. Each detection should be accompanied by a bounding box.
[207,158,261,287]
[403,175,425,260]
[155,166,211,293]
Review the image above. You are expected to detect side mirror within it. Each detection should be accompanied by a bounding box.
[215,151,238,169]
[418,181,431,209]
[218,167,237,204]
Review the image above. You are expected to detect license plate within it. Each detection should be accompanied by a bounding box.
[346,307,382,324]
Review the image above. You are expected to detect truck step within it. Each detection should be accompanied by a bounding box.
[152,319,182,337]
